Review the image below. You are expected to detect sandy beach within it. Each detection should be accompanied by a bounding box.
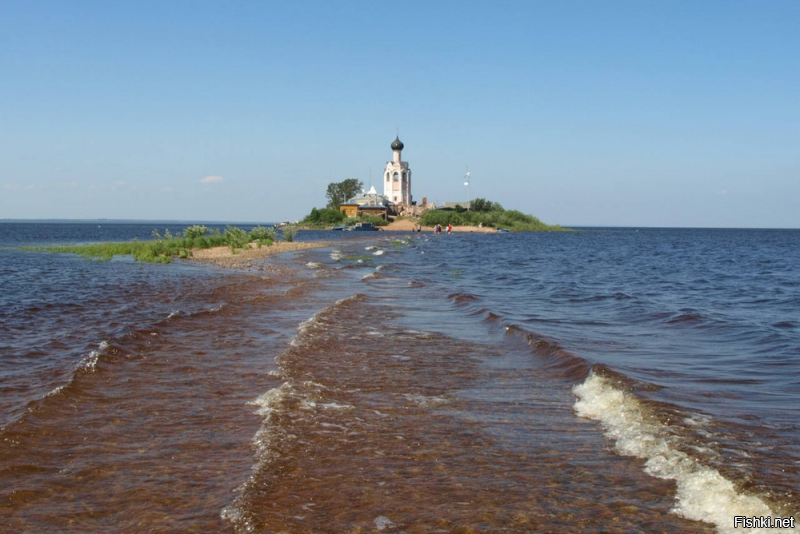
[381,218,498,233]
[188,241,329,268]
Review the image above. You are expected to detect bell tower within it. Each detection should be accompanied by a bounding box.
[383,136,412,206]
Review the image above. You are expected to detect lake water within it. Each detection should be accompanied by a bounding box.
[1,223,798,532]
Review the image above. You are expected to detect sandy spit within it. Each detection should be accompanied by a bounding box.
[187,241,329,269]
[381,219,498,233]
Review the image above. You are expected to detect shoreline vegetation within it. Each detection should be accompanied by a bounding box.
[22,224,327,265]
[299,197,568,232]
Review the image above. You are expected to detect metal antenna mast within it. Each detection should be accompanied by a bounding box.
[463,166,471,210]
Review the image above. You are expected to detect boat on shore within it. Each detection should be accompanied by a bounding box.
[343,222,379,231]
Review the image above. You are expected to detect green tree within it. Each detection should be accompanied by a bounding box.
[471,198,494,212]
[326,178,363,209]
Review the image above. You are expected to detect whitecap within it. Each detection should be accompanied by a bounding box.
[573,373,794,534]
[78,341,109,372]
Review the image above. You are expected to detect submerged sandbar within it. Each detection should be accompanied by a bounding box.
[188,241,329,269]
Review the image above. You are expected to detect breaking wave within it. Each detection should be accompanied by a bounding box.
[573,372,797,534]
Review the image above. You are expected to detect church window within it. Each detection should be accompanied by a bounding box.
[393,172,399,181]
[401,172,406,181]
[385,173,390,182]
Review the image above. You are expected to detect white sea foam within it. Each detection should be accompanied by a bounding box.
[330,250,344,261]
[224,381,298,529]
[167,310,180,319]
[376,264,388,271]
[249,382,292,417]
[305,261,323,269]
[404,393,449,408]
[361,272,378,280]
[45,384,66,397]
[374,516,396,531]
[366,245,378,251]
[78,341,109,371]
[372,250,385,256]
[573,373,796,534]
[319,402,354,410]
[225,295,366,530]
[290,315,319,347]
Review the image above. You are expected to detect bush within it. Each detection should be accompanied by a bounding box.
[419,207,563,231]
[321,209,346,224]
[249,226,277,241]
[224,226,250,249]
[419,210,463,227]
[282,225,297,242]
[303,207,345,225]
[184,225,209,239]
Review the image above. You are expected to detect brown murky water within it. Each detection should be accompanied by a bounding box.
[3,228,797,532]
[1,251,710,533]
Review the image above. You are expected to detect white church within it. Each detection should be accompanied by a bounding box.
[340,135,416,219]
[383,136,412,207]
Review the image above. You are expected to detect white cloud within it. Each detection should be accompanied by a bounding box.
[200,175,224,184]
[719,189,728,196]
[161,186,174,192]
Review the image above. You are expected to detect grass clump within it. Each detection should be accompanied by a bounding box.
[23,224,283,264]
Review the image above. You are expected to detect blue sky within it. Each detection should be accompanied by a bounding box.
[1,1,798,227]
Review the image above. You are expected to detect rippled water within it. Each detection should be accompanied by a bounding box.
[1,223,797,532]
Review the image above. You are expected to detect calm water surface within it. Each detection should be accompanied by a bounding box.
[0,223,797,532]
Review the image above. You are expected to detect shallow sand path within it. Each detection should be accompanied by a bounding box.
[188,241,328,268]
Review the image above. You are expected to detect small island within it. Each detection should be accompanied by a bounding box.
[299,136,567,233]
